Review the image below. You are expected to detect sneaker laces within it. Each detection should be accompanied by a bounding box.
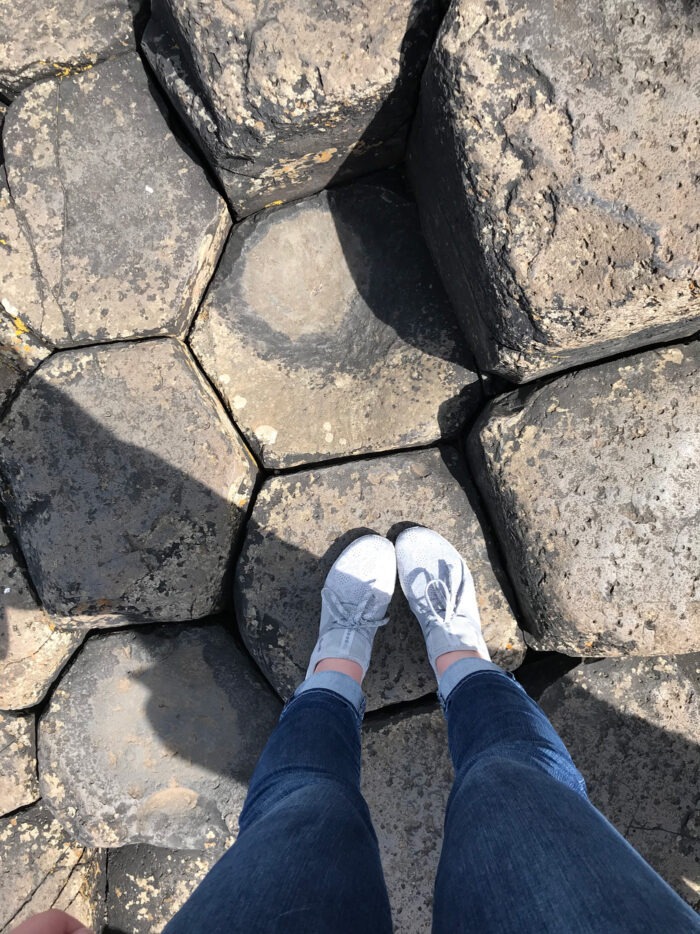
[423,565,463,635]
[321,586,389,631]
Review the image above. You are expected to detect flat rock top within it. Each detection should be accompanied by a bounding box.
[39,624,282,849]
[541,655,700,911]
[0,0,135,97]
[0,338,257,625]
[412,0,700,378]
[235,447,524,711]
[153,0,439,133]
[2,53,230,347]
[191,180,481,468]
[469,341,700,657]
[0,803,105,932]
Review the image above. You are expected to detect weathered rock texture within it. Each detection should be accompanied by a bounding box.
[0,803,106,932]
[362,708,453,931]
[0,0,136,99]
[541,655,700,910]
[39,624,281,848]
[235,447,524,710]
[0,339,257,627]
[0,518,85,709]
[409,0,700,382]
[0,711,39,816]
[143,0,446,216]
[0,175,51,412]
[2,53,230,347]
[468,342,699,657]
[191,178,481,468]
[106,844,218,933]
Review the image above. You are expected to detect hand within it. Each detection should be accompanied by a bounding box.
[11,910,93,934]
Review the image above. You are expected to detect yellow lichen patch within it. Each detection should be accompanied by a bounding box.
[313,149,337,163]
[264,200,284,207]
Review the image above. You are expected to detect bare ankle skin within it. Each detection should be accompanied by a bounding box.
[314,658,364,685]
[436,650,485,678]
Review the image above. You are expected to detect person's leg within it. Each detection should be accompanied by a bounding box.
[164,534,396,934]
[394,526,700,934]
[432,661,700,934]
[164,671,392,934]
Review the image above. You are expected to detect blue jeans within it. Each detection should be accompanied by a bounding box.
[164,660,700,933]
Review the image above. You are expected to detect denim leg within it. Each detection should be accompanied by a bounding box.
[433,666,700,934]
[164,675,392,934]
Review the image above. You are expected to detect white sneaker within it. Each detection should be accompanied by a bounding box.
[395,526,490,678]
[306,534,397,680]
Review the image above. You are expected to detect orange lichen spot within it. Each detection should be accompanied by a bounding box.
[506,642,514,650]
[585,642,593,648]
[313,150,336,164]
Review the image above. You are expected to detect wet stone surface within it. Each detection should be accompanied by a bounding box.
[235,447,525,711]
[541,654,700,911]
[0,339,257,627]
[362,707,453,932]
[191,177,482,468]
[2,52,230,347]
[38,624,281,849]
[0,710,39,817]
[468,341,700,657]
[106,844,218,933]
[409,0,700,381]
[143,0,445,215]
[0,802,106,932]
[0,0,136,99]
[0,517,85,710]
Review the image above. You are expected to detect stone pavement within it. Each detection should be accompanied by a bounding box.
[0,0,698,931]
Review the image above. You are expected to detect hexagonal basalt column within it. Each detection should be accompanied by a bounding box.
[408,0,700,382]
[235,447,525,711]
[2,53,231,347]
[190,179,482,468]
[0,0,137,98]
[0,338,257,627]
[142,0,446,216]
[541,655,700,910]
[39,624,282,848]
[468,341,700,656]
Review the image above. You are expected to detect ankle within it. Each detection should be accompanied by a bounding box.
[313,657,364,685]
[435,649,486,678]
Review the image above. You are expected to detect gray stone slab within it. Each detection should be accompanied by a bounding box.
[0,802,106,932]
[142,0,445,216]
[540,655,700,911]
[468,341,699,657]
[362,707,453,933]
[0,710,38,816]
[38,624,281,848]
[0,516,84,710]
[408,0,700,382]
[235,447,525,712]
[190,178,482,468]
[2,53,230,347]
[106,844,218,933]
[0,338,257,627]
[0,0,136,99]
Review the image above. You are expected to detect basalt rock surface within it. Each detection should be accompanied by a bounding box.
[191,177,481,468]
[409,0,700,381]
[2,53,230,347]
[143,0,446,215]
[235,447,524,711]
[468,341,699,657]
[0,339,257,627]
